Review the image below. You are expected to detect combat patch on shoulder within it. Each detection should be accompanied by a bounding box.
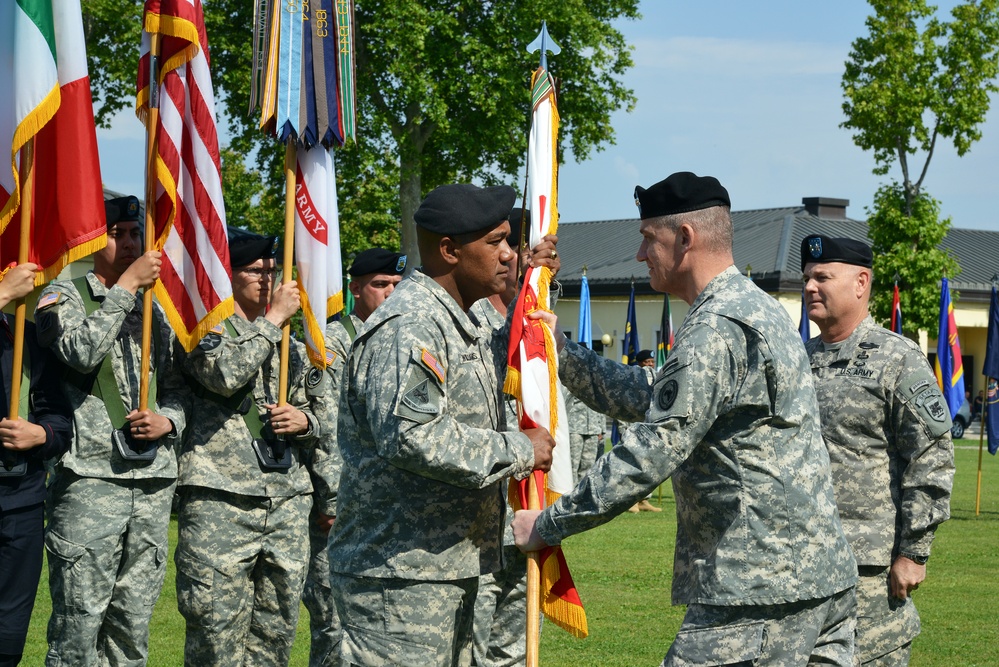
[421,348,446,383]
[198,334,222,351]
[36,291,61,310]
[647,351,692,423]
[395,366,443,424]
[916,390,948,423]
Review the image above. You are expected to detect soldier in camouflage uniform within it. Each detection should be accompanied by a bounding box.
[469,208,555,667]
[565,390,604,485]
[302,248,406,667]
[801,235,955,666]
[514,172,859,666]
[329,185,559,666]
[35,196,188,666]
[175,229,320,667]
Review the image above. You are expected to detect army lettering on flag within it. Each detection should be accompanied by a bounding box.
[934,276,964,419]
[295,145,344,368]
[0,0,106,279]
[136,0,233,351]
[505,63,587,639]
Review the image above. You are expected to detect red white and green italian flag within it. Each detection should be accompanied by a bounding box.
[0,0,106,282]
[0,0,106,280]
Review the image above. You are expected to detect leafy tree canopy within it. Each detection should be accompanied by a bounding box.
[867,181,959,335]
[82,0,639,265]
[842,0,999,209]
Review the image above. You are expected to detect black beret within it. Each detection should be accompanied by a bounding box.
[800,234,873,272]
[634,172,730,220]
[508,207,530,247]
[349,248,407,277]
[105,196,141,227]
[635,349,654,363]
[228,228,279,268]
[414,184,517,236]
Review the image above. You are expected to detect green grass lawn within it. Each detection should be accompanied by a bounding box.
[22,442,999,665]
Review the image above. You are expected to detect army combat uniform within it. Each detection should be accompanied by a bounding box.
[36,272,187,666]
[538,267,859,666]
[329,271,536,666]
[299,316,356,667]
[176,314,320,667]
[565,390,604,484]
[467,297,535,667]
[807,316,954,665]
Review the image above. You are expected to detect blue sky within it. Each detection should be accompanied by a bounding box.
[95,0,999,232]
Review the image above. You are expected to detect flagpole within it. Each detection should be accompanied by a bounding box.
[139,32,162,411]
[976,379,985,516]
[278,140,298,406]
[526,471,542,667]
[8,139,35,420]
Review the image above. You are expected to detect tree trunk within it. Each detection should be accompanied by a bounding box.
[399,150,422,270]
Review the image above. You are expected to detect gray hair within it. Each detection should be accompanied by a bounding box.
[648,205,733,253]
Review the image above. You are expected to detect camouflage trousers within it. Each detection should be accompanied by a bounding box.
[472,545,531,667]
[44,471,176,667]
[569,433,601,484]
[175,486,310,667]
[662,586,856,667]
[302,511,341,667]
[332,573,477,667]
[855,567,920,666]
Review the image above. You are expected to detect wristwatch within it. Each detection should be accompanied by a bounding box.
[900,552,929,565]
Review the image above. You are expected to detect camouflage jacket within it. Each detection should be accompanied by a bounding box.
[806,316,954,565]
[35,272,186,480]
[539,266,857,606]
[565,391,604,436]
[302,316,357,516]
[178,313,318,497]
[329,271,536,580]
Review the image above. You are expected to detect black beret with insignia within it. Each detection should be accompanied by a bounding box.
[414,184,517,236]
[348,248,407,277]
[635,349,654,363]
[508,208,530,248]
[800,234,873,272]
[105,196,141,228]
[228,227,279,269]
[634,172,730,220]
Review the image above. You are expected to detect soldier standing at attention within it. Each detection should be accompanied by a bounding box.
[302,247,406,667]
[175,229,319,667]
[801,235,954,666]
[329,184,557,666]
[514,172,859,666]
[35,196,188,666]
[0,263,72,667]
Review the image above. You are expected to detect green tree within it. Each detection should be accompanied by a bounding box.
[866,183,960,334]
[841,0,999,333]
[81,0,639,264]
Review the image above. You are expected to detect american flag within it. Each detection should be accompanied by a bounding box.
[136,0,232,351]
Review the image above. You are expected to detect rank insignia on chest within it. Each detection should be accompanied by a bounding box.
[421,348,446,383]
[36,292,61,310]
